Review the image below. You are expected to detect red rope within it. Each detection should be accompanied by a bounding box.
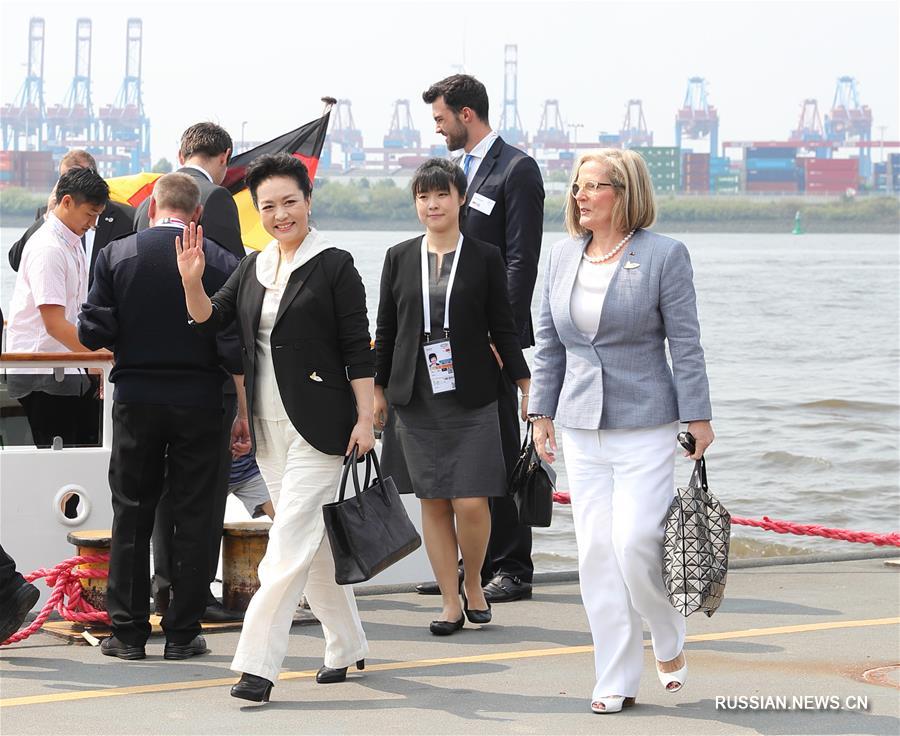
[552,491,900,548]
[1,553,111,646]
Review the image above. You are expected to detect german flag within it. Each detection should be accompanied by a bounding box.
[107,99,333,250]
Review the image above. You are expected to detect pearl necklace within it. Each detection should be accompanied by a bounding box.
[582,230,635,264]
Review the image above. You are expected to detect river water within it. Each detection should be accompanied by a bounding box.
[2,228,898,569]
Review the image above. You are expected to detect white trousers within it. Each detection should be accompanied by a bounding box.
[561,422,685,700]
[230,418,369,683]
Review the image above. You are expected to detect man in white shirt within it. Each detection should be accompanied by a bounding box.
[5,167,110,447]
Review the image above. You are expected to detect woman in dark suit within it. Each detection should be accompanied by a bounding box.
[375,158,530,635]
[176,153,374,703]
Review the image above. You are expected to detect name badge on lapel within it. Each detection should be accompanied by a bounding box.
[469,193,496,216]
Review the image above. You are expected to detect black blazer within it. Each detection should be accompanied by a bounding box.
[375,235,529,408]
[197,244,373,455]
[8,200,136,287]
[135,166,245,260]
[459,137,544,348]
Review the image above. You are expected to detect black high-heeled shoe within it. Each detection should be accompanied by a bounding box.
[230,672,274,703]
[462,593,492,625]
[315,659,365,684]
[429,614,465,636]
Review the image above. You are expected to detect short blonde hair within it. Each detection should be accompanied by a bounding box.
[564,148,657,237]
[59,149,97,173]
[152,172,201,214]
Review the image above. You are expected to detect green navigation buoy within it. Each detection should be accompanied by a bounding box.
[792,210,804,235]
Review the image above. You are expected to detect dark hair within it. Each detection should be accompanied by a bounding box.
[245,153,312,206]
[55,167,109,207]
[179,122,233,162]
[410,158,467,198]
[422,74,489,122]
[428,353,438,361]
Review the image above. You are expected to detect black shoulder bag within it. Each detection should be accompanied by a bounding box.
[507,423,557,528]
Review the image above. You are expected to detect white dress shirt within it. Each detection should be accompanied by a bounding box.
[455,130,499,187]
[182,163,214,183]
[5,213,90,396]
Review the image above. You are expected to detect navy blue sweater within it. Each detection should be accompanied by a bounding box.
[78,226,241,409]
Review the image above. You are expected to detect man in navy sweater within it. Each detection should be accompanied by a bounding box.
[78,172,245,660]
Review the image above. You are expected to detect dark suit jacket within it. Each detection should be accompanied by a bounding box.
[196,246,373,456]
[8,201,136,287]
[374,235,530,408]
[135,166,245,260]
[459,136,544,348]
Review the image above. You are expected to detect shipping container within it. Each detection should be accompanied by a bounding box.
[746,169,799,182]
[746,146,797,159]
[744,158,797,171]
[802,158,858,171]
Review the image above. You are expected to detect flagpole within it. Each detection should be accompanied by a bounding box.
[321,97,336,115]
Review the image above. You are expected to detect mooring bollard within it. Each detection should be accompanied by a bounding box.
[66,529,112,611]
[222,521,271,612]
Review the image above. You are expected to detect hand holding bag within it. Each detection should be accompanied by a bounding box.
[507,423,556,528]
[663,434,731,617]
[323,449,422,585]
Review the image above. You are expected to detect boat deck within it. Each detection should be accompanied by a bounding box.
[1,555,899,735]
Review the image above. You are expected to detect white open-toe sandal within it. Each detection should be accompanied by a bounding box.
[590,696,636,714]
[657,657,688,692]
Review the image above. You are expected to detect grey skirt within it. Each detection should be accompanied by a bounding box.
[380,361,507,500]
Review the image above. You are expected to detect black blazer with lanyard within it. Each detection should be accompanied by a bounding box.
[195,245,373,456]
[375,234,529,407]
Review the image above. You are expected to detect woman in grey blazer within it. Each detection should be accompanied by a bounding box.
[529,149,714,714]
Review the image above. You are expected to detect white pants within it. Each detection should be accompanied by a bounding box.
[561,422,685,700]
[230,418,369,683]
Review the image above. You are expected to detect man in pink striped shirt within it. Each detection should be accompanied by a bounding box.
[5,167,110,448]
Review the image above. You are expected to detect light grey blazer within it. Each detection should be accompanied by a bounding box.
[529,229,711,430]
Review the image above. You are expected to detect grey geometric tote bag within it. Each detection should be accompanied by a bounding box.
[663,454,731,617]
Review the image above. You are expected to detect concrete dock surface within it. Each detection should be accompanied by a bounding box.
[1,555,898,735]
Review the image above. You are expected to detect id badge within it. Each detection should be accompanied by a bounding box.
[423,339,455,394]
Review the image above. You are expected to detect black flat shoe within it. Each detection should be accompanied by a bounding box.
[462,594,492,625]
[231,673,274,703]
[415,567,464,595]
[100,635,146,660]
[316,659,365,684]
[164,634,209,660]
[429,615,465,636]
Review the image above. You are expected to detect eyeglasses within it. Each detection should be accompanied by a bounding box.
[571,180,619,198]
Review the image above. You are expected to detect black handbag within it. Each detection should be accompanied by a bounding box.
[322,449,422,585]
[507,423,556,528]
[663,435,731,617]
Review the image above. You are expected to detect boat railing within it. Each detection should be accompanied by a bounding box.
[0,352,114,451]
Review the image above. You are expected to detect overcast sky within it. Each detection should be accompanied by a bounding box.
[1,0,897,163]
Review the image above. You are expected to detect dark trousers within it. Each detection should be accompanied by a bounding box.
[0,544,27,600]
[484,371,533,583]
[18,390,100,448]
[151,393,236,607]
[107,401,221,645]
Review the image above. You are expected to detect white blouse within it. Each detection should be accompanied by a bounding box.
[570,258,618,340]
[253,229,334,421]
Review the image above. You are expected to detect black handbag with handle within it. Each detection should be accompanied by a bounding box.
[322,449,422,585]
[507,423,557,528]
[663,433,731,617]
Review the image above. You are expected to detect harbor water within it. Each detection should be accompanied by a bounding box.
[1,228,898,570]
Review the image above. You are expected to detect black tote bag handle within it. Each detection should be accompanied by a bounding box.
[336,448,391,511]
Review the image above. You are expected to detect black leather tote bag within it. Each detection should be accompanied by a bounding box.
[323,449,422,585]
[507,423,556,528]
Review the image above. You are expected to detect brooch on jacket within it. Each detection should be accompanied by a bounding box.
[309,372,323,382]
[624,261,641,270]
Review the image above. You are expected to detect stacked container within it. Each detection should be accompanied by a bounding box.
[0,151,55,191]
[745,146,799,193]
[887,153,900,192]
[801,158,859,194]
[632,147,679,194]
[682,152,710,193]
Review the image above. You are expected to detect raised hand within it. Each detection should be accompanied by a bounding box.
[175,222,206,285]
